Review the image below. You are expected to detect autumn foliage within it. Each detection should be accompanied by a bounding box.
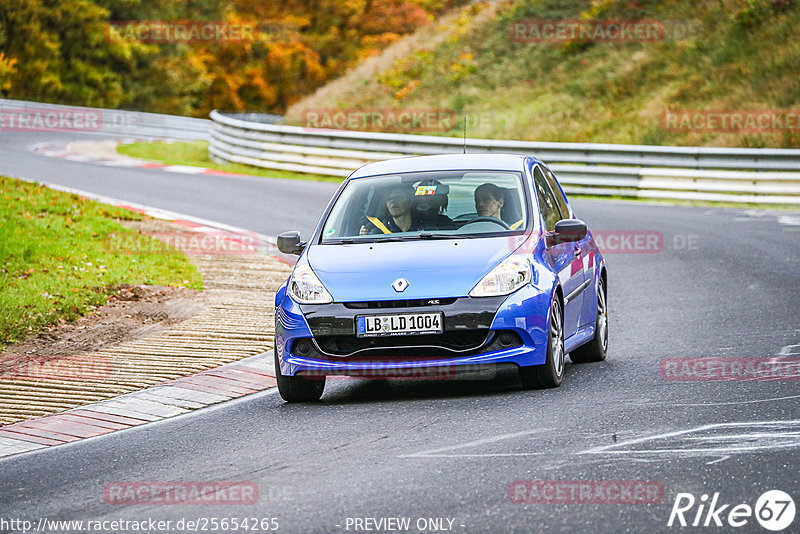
[0,0,465,116]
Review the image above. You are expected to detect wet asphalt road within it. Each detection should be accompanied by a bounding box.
[1,130,799,533]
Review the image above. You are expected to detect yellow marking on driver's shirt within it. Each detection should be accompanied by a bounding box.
[367,216,392,234]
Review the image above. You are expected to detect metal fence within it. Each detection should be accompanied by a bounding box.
[0,99,209,140]
[210,110,800,205]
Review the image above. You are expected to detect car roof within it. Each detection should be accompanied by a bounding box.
[349,154,542,179]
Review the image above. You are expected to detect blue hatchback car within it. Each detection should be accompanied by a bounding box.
[274,154,607,402]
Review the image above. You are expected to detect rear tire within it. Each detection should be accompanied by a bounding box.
[274,350,325,402]
[570,277,608,364]
[519,296,565,389]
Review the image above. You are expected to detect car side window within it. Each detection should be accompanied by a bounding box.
[532,166,562,232]
[543,167,569,218]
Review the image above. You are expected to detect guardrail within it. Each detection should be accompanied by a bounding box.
[1,99,209,140]
[210,110,800,205]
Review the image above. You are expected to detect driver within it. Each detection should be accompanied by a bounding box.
[360,184,423,235]
[474,183,504,219]
[474,183,523,229]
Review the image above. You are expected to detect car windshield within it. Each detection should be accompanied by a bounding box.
[320,170,527,243]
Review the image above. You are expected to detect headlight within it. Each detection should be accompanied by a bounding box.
[288,261,333,304]
[469,255,531,297]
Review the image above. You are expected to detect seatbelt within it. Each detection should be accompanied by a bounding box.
[510,219,524,230]
[367,216,392,234]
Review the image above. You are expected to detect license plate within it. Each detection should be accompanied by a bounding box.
[356,312,444,338]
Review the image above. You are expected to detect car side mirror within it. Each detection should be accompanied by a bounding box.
[277,231,306,255]
[547,219,588,247]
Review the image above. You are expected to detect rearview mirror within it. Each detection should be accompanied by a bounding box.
[547,219,587,247]
[277,231,306,255]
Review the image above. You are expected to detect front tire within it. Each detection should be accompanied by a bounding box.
[519,295,565,389]
[570,277,608,363]
[274,350,325,402]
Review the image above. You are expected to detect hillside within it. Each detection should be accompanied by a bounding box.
[286,0,800,148]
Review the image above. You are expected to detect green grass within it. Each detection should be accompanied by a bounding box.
[0,176,203,349]
[117,140,343,183]
[285,0,800,149]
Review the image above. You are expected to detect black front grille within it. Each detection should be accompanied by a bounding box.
[291,329,523,361]
[319,329,488,355]
[343,298,458,310]
[301,297,506,338]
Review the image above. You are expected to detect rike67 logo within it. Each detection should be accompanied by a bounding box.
[668,490,795,531]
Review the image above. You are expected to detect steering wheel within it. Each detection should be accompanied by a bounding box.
[459,216,511,230]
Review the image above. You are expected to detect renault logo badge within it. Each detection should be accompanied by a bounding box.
[392,278,409,292]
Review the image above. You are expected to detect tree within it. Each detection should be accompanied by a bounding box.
[0,0,467,115]
[0,0,146,107]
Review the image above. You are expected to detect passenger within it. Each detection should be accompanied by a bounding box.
[474,183,524,229]
[360,184,423,235]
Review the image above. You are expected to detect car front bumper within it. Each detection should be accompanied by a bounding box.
[274,283,552,377]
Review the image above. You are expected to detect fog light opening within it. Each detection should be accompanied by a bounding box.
[498,332,517,348]
[295,339,312,356]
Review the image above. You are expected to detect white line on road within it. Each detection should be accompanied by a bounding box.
[577,420,800,456]
[399,429,551,458]
[636,393,800,407]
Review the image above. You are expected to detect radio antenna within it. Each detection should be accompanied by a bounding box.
[463,117,467,154]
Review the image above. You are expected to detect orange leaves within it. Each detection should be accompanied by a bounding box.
[394,79,420,100]
[190,0,440,113]
[358,1,431,35]
[0,0,447,116]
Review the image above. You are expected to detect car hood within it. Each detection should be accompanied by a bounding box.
[307,237,512,301]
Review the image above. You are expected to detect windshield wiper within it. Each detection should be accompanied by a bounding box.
[392,233,460,240]
[326,234,460,244]
[372,236,407,242]
[419,232,459,239]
